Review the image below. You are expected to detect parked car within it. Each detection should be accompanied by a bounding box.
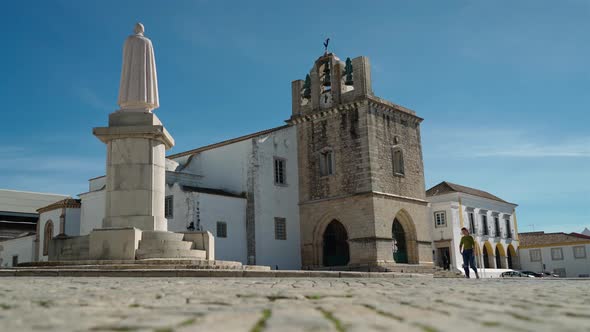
[541,272,560,278]
[520,271,543,278]
[500,271,533,278]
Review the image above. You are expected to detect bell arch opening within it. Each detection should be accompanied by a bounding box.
[322,220,350,267]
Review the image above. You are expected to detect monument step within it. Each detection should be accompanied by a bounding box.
[141,231,184,242]
[138,240,193,251]
[135,248,206,260]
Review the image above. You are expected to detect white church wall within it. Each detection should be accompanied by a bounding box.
[79,190,105,235]
[165,183,248,264]
[65,207,81,236]
[38,209,61,261]
[0,234,35,267]
[252,126,301,270]
[177,139,251,194]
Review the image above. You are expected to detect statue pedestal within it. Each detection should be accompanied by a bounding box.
[93,111,174,232]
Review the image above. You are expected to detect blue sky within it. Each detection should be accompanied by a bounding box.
[0,0,588,233]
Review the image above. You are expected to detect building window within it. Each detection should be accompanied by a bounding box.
[434,211,446,228]
[12,255,18,267]
[551,248,563,260]
[505,219,512,239]
[494,217,500,237]
[392,148,404,176]
[468,212,476,234]
[320,150,334,176]
[481,215,488,236]
[274,217,287,240]
[274,157,287,185]
[43,220,54,256]
[216,222,227,238]
[165,195,174,218]
[573,246,586,259]
[554,268,566,277]
[529,249,541,262]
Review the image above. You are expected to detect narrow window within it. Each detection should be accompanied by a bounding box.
[274,217,287,240]
[529,249,541,262]
[434,211,446,228]
[392,149,404,175]
[551,248,563,260]
[164,195,174,218]
[505,219,512,239]
[468,213,476,234]
[216,222,227,238]
[320,150,334,176]
[481,215,489,236]
[573,246,586,259]
[274,157,287,185]
[494,217,500,237]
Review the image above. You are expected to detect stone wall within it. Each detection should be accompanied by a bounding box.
[366,101,426,200]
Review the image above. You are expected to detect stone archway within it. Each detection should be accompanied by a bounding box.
[43,220,54,256]
[392,209,419,264]
[507,244,518,269]
[495,243,507,269]
[482,241,494,268]
[322,220,350,267]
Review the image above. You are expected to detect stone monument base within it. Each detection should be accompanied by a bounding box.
[49,229,217,262]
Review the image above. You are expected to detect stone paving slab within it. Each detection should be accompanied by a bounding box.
[0,277,588,332]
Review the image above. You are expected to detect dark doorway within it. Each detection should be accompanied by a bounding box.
[437,247,451,270]
[507,249,513,269]
[322,220,350,267]
[483,245,491,268]
[495,247,501,268]
[392,219,408,263]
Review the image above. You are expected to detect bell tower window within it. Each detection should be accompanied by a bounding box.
[392,148,404,176]
[320,150,334,176]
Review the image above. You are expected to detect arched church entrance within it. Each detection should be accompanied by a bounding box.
[392,218,408,263]
[322,220,350,267]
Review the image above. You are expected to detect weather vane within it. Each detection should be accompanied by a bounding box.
[323,38,330,54]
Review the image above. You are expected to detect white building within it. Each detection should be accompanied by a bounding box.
[56,125,301,269]
[427,181,520,277]
[519,231,590,278]
[0,189,68,266]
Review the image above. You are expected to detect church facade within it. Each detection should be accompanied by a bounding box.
[4,50,433,270]
[290,53,431,269]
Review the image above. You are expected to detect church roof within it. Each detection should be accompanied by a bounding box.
[36,198,81,214]
[519,231,590,248]
[168,125,291,159]
[426,181,515,205]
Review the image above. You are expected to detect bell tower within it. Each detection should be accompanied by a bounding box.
[290,48,432,270]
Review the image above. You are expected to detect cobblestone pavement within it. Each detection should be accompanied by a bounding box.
[0,277,589,332]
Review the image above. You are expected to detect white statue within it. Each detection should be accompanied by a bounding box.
[117,23,159,112]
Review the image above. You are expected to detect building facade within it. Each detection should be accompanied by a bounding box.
[0,189,68,266]
[290,53,431,269]
[3,52,434,271]
[427,182,520,276]
[519,232,590,278]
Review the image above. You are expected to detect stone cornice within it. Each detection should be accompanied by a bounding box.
[288,101,362,125]
[36,198,81,214]
[93,125,175,149]
[288,96,423,126]
[300,190,428,206]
